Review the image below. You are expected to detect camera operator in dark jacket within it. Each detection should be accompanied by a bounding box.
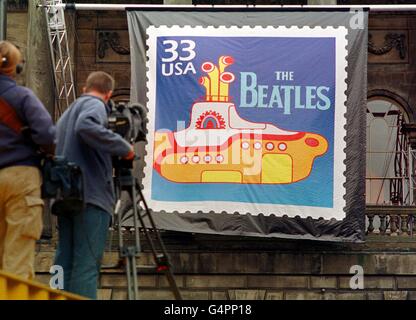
[54,71,134,299]
[0,41,55,279]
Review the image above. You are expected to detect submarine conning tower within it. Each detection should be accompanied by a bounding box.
[192,55,237,130]
[195,55,269,131]
[199,55,235,102]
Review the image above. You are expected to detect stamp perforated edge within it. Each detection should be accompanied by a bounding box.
[142,25,348,220]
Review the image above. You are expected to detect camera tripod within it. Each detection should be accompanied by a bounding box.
[108,159,182,300]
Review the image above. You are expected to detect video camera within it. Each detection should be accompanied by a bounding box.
[108,100,147,143]
[108,100,147,174]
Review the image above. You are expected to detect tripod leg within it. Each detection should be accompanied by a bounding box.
[129,184,141,251]
[115,199,123,255]
[114,171,140,300]
[164,268,182,300]
[131,255,139,299]
[115,168,181,300]
[122,182,140,300]
[125,256,133,300]
[124,254,139,300]
[135,186,182,300]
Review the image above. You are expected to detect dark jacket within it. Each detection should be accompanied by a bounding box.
[0,75,55,169]
[56,94,131,214]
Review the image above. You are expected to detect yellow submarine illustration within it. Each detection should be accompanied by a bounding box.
[153,55,328,184]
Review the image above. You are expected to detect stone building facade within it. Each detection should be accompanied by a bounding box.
[6,1,416,299]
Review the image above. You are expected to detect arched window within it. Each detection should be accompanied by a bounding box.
[366,97,410,205]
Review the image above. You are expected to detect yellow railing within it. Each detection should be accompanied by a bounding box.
[0,270,86,300]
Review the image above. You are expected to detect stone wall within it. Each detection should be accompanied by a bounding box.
[6,11,27,55]
[34,235,416,300]
[74,11,132,95]
[368,13,416,122]
[6,10,27,85]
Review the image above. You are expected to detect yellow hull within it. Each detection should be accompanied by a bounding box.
[153,131,328,184]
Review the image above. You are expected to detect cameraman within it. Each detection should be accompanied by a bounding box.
[0,41,55,279]
[54,71,134,299]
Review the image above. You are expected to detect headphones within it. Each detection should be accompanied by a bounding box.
[1,56,24,74]
[16,62,24,74]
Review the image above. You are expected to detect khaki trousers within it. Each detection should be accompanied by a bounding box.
[0,166,43,279]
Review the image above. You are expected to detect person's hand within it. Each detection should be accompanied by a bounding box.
[39,144,55,158]
[123,147,135,161]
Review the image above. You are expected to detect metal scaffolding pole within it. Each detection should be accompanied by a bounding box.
[38,4,416,11]
[42,0,76,120]
[0,0,6,40]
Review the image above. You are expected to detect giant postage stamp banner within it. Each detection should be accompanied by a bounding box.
[143,26,348,219]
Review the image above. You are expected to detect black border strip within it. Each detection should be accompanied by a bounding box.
[123,6,369,13]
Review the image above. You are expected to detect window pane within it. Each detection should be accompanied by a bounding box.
[366,99,409,205]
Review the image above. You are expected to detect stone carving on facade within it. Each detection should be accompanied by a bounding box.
[368,32,406,60]
[97,31,130,61]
